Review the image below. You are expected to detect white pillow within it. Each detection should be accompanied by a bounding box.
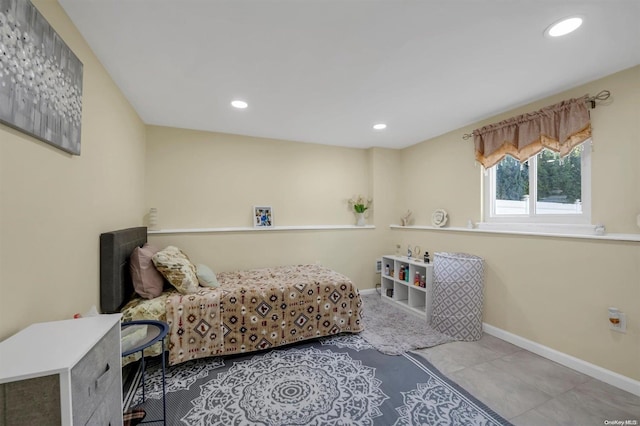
[196,264,219,287]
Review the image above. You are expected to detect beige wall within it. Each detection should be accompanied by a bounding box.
[0,1,146,340]
[145,127,372,228]
[396,66,640,380]
[145,127,390,290]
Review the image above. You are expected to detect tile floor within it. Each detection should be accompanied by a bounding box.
[413,334,640,425]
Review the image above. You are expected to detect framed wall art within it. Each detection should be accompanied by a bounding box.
[253,206,273,228]
[0,0,83,155]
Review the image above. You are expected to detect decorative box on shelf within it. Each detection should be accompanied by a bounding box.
[380,255,434,319]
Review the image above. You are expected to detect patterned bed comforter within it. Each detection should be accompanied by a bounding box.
[122,264,364,365]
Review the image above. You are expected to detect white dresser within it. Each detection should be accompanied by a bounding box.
[0,314,123,426]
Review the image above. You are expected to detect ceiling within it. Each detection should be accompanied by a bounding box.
[58,0,640,150]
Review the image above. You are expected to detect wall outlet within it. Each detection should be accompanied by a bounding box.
[609,312,627,333]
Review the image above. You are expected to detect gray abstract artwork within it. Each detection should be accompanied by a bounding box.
[0,0,83,155]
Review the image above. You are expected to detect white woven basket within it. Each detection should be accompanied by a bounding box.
[431,252,485,341]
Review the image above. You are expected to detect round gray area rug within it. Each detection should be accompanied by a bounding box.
[359,293,454,355]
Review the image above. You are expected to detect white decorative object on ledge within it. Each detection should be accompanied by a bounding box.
[348,195,372,226]
[400,210,412,226]
[148,208,158,230]
[431,209,448,227]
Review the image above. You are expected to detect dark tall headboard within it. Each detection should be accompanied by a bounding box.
[99,227,147,313]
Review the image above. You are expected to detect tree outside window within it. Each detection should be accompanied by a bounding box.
[487,143,590,222]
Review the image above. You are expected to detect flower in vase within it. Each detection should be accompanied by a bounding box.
[348,195,372,213]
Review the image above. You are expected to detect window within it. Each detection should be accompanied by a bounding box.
[484,141,591,224]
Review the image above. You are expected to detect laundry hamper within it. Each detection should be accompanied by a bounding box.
[431,252,485,341]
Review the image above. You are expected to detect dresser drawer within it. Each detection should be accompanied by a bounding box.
[0,375,61,426]
[71,323,120,425]
[83,378,123,426]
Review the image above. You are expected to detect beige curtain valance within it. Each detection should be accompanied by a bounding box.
[474,96,592,168]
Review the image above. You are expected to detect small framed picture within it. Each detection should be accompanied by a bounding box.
[253,206,273,227]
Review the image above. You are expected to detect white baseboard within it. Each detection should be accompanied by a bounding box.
[483,323,640,397]
[359,288,378,295]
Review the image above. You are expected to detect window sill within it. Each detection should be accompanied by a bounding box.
[148,225,375,235]
[389,224,640,242]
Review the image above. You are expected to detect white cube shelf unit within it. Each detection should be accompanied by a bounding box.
[380,255,434,319]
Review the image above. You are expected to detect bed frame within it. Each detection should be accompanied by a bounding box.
[99,227,147,314]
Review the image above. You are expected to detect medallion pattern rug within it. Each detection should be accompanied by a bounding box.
[125,335,511,425]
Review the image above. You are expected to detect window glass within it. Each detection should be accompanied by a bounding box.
[536,146,583,215]
[495,156,529,215]
[485,141,590,224]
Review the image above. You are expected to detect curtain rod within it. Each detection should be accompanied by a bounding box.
[462,90,611,140]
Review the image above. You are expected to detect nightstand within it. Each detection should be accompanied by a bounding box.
[121,320,169,425]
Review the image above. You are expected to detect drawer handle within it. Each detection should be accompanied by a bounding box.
[95,363,111,392]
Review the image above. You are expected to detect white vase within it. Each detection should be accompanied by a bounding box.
[148,208,158,230]
[356,212,366,226]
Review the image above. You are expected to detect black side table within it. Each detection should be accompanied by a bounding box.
[121,320,169,425]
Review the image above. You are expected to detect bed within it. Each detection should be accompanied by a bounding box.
[100,227,364,365]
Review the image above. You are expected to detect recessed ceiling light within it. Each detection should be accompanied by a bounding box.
[545,16,583,37]
[231,100,248,109]
[373,123,387,130]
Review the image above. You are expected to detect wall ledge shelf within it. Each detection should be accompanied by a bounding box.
[390,224,640,242]
[149,225,375,235]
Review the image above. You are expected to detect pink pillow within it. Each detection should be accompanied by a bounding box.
[130,244,165,299]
